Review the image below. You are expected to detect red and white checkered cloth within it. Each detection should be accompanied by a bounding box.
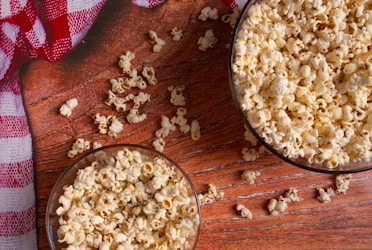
[0,0,244,249]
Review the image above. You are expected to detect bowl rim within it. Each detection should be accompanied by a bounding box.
[45,143,201,249]
[228,0,372,174]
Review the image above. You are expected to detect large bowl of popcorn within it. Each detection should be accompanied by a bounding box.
[46,144,200,249]
[229,0,372,173]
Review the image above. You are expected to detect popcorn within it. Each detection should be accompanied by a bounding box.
[119,50,135,74]
[241,169,260,184]
[267,196,288,216]
[197,29,218,51]
[105,90,127,112]
[241,148,259,162]
[92,142,102,150]
[236,204,252,219]
[335,174,352,194]
[221,8,239,28]
[67,138,90,158]
[56,147,199,249]
[126,108,147,123]
[152,137,165,152]
[198,183,224,204]
[149,30,166,53]
[316,187,335,203]
[108,116,123,138]
[141,66,157,85]
[190,120,201,141]
[168,85,186,106]
[152,85,198,152]
[59,98,78,117]
[170,27,183,41]
[155,115,177,138]
[92,113,124,137]
[198,6,218,21]
[267,189,302,216]
[316,174,352,203]
[232,0,372,168]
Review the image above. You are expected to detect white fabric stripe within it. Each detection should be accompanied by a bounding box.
[0,229,37,250]
[67,0,103,12]
[2,22,20,43]
[0,0,11,18]
[0,184,35,212]
[0,48,11,80]
[19,0,28,9]
[0,135,32,164]
[235,0,248,10]
[131,0,149,8]
[0,91,25,116]
[71,26,89,47]
[32,18,46,47]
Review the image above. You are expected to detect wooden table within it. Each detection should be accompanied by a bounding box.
[21,0,372,249]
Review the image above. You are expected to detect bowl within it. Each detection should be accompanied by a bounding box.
[229,0,372,173]
[46,144,200,249]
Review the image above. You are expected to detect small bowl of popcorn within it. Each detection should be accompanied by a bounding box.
[46,144,200,249]
[229,0,372,173]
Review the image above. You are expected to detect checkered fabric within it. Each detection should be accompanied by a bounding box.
[222,0,249,9]
[0,0,244,249]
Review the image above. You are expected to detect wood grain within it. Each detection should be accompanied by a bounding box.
[21,0,372,249]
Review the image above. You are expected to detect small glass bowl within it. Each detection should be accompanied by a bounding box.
[46,144,200,249]
[229,0,372,174]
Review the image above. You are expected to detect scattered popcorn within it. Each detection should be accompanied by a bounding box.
[152,137,165,152]
[267,196,288,216]
[128,69,147,89]
[168,85,186,106]
[241,169,260,184]
[335,174,352,194]
[118,50,135,74]
[105,90,127,111]
[171,107,190,134]
[241,148,258,162]
[244,126,258,146]
[149,30,166,53]
[221,8,239,28]
[197,29,218,51]
[284,188,303,202]
[67,138,90,158]
[267,189,302,216]
[317,187,335,203]
[232,0,372,168]
[126,108,147,123]
[170,27,183,41]
[155,115,177,138]
[92,113,112,135]
[108,116,123,138]
[92,141,102,150]
[142,66,157,85]
[236,204,252,219]
[152,85,197,151]
[57,147,200,249]
[190,120,201,140]
[59,98,78,117]
[316,174,352,203]
[198,6,218,21]
[198,183,224,204]
[109,77,126,93]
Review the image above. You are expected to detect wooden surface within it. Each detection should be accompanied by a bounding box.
[21,0,372,249]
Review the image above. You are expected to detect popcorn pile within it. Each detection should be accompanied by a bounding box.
[231,0,372,168]
[56,147,200,249]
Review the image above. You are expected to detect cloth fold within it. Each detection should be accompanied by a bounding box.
[0,0,243,248]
